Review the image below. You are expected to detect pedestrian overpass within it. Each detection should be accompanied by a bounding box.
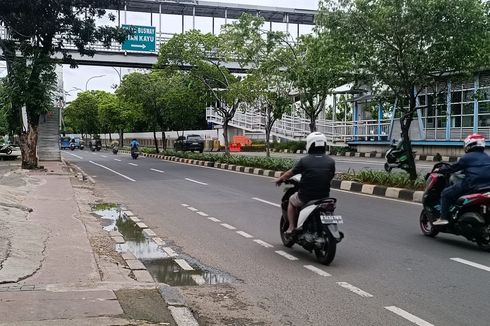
[1,0,316,70]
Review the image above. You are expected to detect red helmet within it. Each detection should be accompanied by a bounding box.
[464,133,486,153]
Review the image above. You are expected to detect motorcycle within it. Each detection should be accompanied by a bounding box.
[112,145,118,155]
[131,146,139,159]
[0,144,13,155]
[70,142,76,151]
[384,139,411,173]
[279,175,344,265]
[420,162,490,250]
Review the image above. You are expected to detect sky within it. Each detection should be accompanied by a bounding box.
[61,0,320,102]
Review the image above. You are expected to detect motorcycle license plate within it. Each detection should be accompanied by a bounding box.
[192,142,198,145]
[320,214,343,224]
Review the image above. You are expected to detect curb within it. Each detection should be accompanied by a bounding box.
[119,150,423,203]
[271,149,460,162]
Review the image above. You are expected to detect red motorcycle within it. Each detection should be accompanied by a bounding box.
[420,162,490,250]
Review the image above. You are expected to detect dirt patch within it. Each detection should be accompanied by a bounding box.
[181,284,279,326]
[115,289,176,325]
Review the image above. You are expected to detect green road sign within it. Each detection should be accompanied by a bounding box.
[122,25,156,52]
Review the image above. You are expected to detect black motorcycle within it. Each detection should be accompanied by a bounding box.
[0,144,13,155]
[131,146,139,159]
[420,162,490,250]
[384,139,411,172]
[279,175,344,265]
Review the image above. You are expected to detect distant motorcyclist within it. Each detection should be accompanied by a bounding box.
[433,133,490,225]
[275,132,336,235]
[130,138,139,150]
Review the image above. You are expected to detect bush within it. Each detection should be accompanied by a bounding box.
[337,169,425,190]
[241,144,266,152]
[271,140,306,152]
[329,146,355,155]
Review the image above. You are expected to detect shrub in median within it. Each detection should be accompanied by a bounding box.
[337,169,425,190]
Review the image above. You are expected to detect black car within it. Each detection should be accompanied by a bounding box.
[174,134,204,153]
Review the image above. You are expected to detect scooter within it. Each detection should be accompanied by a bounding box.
[0,144,13,155]
[70,142,76,151]
[279,175,344,265]
[384,139,411,172]
[420,162,490,250]
[131,146,139,159]
[112,145,118,155]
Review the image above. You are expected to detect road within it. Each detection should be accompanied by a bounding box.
[63,150,489,326]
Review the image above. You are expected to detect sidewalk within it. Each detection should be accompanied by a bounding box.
[0,161,174,325]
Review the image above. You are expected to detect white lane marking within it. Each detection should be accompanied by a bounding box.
[101,155,107,158]
[252,197,281,208]
[114,158,121,162]
[196,211,208,217]
[181,204,189,207]
[92,152,97,155]
[208,217,221,222]
[220,223,236,229]
[253,239,273,248]
[304,265,331,277]
[150,168,165,173]
[89,161,135,182]
[128,163,138,166]
[191,275,206,285]
[162,247,178,257]
[67,152,83,159]
[275,250,298,261]
[384,306,434,326]
[450,258,490,272]
[337,282,373,298]
[236,231,253,238]
[187,207,198,212]
[185,178,208,186]
[174,259,194,271]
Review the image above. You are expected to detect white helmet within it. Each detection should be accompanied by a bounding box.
[464,133,486,153]
[306,132,327,153]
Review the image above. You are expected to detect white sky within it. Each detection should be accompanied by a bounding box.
[61,0,320,102]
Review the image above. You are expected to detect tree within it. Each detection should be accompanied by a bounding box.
[220,14,293,157]
[317,0,489,179]
[0,0,126,168]
[157,30,248,155]
[96,92,127,143]
[64,91,100,138]
[279,31,352,132]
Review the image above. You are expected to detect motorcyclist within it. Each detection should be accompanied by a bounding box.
[130,138,139,150]
[275,132,336,235]
[433,133,490,225]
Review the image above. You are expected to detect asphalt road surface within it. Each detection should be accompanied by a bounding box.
[63,150,489,326]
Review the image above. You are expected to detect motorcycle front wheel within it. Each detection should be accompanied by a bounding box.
[314,228,336,265]
[384,162,392,173]
[419,210,439,237]
[279,217,295,248]
[6,147,12,155]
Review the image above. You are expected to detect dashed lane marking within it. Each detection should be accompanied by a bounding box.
[181,204,189,207]
[150,168,165,173]
[89,161,135,182]
[253,239,273,248]
[114,159,121,162]
[252,197,281,208]
[174,259,194,271]
[66,153,83,159]
[337,282,373,298]
[187,207,198,212]
[208,217,221,222]
[185,178,208,186]
[304,265,331,277]
[384,306,434,326]
[128,163,138,166]
[220,223,236,229]
[196,211,209,217]
[450,258,490,273]
[275,250,298,261]
[101,155,107,158]
[236,231,253,238]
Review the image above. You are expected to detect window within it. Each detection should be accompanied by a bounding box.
[437,117,447,128]
[451,103,462,115]
[462,116,473,127]
[479,101,490,114]
[479,114,490,127]
[463,103,474,115]
[451,91,462,103]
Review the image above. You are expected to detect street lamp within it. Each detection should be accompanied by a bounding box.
[85,75,106,91]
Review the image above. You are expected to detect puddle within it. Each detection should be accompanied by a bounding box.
[92,203,234,286]
[143,258,234,286]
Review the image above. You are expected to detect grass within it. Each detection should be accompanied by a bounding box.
[337,169,425,191]
[92,202,118,211]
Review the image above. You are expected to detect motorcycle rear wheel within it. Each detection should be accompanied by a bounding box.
[279,217,294,248]
[6,147,12,155]
[314,230,336,266]
[384,163,392,173]
[419,210,439,237]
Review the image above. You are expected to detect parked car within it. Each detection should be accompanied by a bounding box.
[174,134,204,153]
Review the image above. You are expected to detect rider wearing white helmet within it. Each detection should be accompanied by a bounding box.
[276,132,336,234]
[434,133,490,225]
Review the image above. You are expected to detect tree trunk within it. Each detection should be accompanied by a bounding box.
[265,126,271,158]
[153,128,159,153]
[161,131,166,150]
[309,114,317,132]
[223,119,230,156]
[19,122,39,169]
[400,92,418,180]
[109,132,112,142]
[119,129,124,147]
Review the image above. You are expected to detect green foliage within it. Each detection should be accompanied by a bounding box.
[64,91,101,135]
[271,141,306,153]
[338,169,425,191]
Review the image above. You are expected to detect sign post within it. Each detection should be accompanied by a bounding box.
[122,25,156,52]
